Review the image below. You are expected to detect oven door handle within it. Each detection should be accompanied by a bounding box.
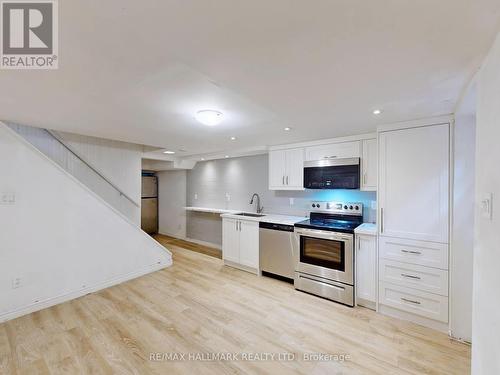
[295,228,352,241]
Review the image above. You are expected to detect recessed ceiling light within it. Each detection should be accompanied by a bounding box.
[201,157,205,161]
[225,155,229,158]
[373,109,382,115]
[163,150,175,154]
[284,127,291,131]
[195,110,224,126]
[230,136,237,141]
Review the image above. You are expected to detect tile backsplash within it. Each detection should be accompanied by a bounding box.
[187,154,376,223]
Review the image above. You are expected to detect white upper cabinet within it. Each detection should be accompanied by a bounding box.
[305,141,360,161]
[379,124,449,243]
[269,148,304,190]
[361,138,377,191]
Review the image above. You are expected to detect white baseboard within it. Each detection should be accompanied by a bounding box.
[224,260,259,275]
[0,260,171,324]
[378,304,449,333]
[185,237,222,250]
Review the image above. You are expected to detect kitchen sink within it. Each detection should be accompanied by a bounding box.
[235,213,266,217]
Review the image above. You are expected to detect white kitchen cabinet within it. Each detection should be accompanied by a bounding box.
[222,218,240,264]
[361,138,377,191]
[356,233,377,309]
[305,141,360,161]
[222,218,259,273]
[238,220,260,269]
[378,122,450,329]
[379,124,449,243]
[269,148,304,190]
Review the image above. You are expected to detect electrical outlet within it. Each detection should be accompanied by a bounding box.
[289,198,294,206]
[225,193,231,202]
[194,193,198,200]
[12,277,23,289]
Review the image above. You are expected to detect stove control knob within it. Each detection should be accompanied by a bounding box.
[349,205,353,210]
[312,204,316,208]
[317,204,321,208]
[355,205,359,210]
[344,205,348,209]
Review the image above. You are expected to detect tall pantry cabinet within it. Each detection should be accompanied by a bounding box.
[377,122,450,331]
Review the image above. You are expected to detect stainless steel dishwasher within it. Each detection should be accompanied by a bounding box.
[259,222,296,280]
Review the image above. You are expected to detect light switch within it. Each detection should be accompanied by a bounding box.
[1,192,15,205]
[225,193,231,202]
[194,193,198,200]
[480,193,493,220]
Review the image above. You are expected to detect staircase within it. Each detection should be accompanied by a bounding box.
[6,122,140,223]
[0,122,172,323]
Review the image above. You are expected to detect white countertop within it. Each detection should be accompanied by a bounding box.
[354,223,377,235]
[185,206,241,214]
[221,212,307,226]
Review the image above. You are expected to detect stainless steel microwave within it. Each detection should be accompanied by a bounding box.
[303,157,360,189]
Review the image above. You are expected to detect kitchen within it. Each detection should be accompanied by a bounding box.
[150,116,455,333]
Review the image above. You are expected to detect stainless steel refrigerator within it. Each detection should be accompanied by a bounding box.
[141,174,158,234]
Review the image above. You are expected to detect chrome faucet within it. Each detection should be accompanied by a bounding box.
[250,193,264,213]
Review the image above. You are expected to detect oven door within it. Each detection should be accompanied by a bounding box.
[295,228,353,285]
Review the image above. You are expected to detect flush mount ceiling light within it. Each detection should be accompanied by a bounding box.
[195,110,224,126]
[163,150,175,154]
[373,109,383,115]
[284,127,292,131]
[225,155,229,158]
[230,136,237,141]
[201,157,205,161]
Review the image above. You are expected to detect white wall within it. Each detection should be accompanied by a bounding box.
[451,82,476,342]
[55,130,143,224]
[472,31,500,374]
[7,123,143,225]
[0,123,172,322]
[158,170,187,238]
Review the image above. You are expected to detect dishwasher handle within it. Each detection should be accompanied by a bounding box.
[259,222,295,232]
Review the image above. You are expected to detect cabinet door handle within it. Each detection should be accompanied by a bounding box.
[380,208,384,233]
[401,249,422,255]
[282,176,285,185]
[286,176,289,185]
[401,273,421,280]
[401,297,421,305]
[324,155,337,159]
[363,172,367,184]
[239,221,241,231]
[235,221,238,231]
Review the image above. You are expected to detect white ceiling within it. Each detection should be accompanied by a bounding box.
[1,0,499,158]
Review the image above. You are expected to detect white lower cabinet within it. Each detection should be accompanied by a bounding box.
[355,233,377,309]
[379,281,449,323]
[222,218,259,274]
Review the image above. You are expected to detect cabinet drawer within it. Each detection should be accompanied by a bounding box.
[379,259,448,296]
[379,236,448,270]
[379,282,448,322]
[305,141,360,161]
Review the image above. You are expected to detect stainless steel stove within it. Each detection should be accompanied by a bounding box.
[293,201,363,306]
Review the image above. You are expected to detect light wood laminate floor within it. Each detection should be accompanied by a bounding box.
[0,239,470,374]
